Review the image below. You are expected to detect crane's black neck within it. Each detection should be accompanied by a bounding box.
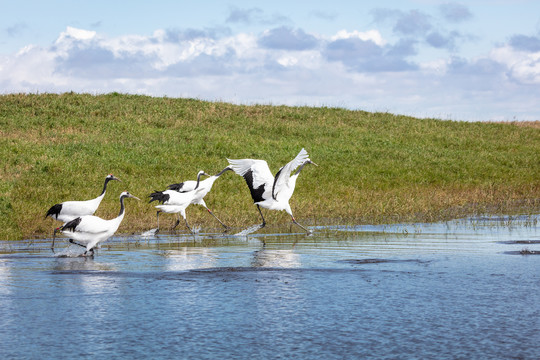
[294,162,309,176]
[215,166,233,177]
[101,177,113,196]
[195,172,205,190]
[118,195,127,217]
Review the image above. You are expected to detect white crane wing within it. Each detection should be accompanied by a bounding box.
[272,148,309,200]
[227,158,274,202]
[227,159,273,185]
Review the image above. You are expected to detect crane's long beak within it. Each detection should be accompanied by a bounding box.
[130,194,141,201]
[310,161,319,166]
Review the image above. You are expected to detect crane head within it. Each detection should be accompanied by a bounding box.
[120,191,141,201]
[107,174,121,182]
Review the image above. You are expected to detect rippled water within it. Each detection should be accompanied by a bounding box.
[1,216,539,359]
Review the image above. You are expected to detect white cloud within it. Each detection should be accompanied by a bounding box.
[331,29,386,46]
[490,45,540,84]
[1,25,540,121]
[277,55,298,67]
[59,26,97,41]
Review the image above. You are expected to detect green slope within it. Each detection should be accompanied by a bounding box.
[1,93,538,240]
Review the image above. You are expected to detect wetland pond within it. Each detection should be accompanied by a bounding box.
[1,215,539,359]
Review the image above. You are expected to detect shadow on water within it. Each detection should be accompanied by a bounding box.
[337,258,432,265]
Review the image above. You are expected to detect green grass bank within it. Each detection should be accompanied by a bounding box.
[1,93,539,240]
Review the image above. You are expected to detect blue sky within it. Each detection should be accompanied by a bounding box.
[2,0,540,121]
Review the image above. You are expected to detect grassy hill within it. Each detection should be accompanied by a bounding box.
[1,93,539,240]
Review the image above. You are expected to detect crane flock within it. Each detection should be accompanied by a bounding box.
[47,149,317,256]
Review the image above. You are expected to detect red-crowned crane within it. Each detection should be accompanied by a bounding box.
[46,174,120,223]
[149,171,209,233]
[227,148,317,234]
[54,191,140,256]
[167,166,232,230]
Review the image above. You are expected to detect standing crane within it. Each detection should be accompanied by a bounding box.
[46,174,120,222]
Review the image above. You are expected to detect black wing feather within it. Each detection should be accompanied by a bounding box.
[243,170,266,203]
[271,167,284,201]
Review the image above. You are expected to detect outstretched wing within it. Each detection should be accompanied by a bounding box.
[227,158,274,203]
[272,148,309,200]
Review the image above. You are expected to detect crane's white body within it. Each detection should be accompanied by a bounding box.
[154,189,198,218]
[169,168,231,209]
[168,177,214,207]
[46,174,120,223]
[58,191,139,254]
[60,214,124,252]
[53,195,106,223]
[190,173,226,208]
[150,185,201,232]
[159,168,232,231]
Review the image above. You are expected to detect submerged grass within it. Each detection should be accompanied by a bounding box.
[1,92,539,240]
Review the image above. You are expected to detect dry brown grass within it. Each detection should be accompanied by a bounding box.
[490,121,540,129]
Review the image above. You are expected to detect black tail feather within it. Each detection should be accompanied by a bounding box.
[45,203,63,219]
[61,217,82,232]
[149,190,170,204]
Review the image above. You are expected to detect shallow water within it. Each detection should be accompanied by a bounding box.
[1,216,539,359]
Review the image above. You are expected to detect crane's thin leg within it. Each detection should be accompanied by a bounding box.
[69,239,87,248]
[172,214,181,230]
[292,216,312,235]
[83,248,95,257]
[51,227,60,251]
[67,239,94,256]
[156,211,162,233]
[184,217,194,234]
[257,205,266,229]
[206,207,228,231]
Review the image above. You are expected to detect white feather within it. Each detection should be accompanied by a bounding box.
[272,148,309,200]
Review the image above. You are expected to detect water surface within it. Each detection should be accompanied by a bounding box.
[0,216,539,359]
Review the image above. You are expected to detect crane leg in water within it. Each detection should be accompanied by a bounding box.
[51,227,61,251]
[292,217,312,234]
[68,239,95,256]
[206,207,229,231]
[155,211,162,234]
[257,205,266,230]
[69,239,86,248]
[172,214,181,230]
[184,217,194,234]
